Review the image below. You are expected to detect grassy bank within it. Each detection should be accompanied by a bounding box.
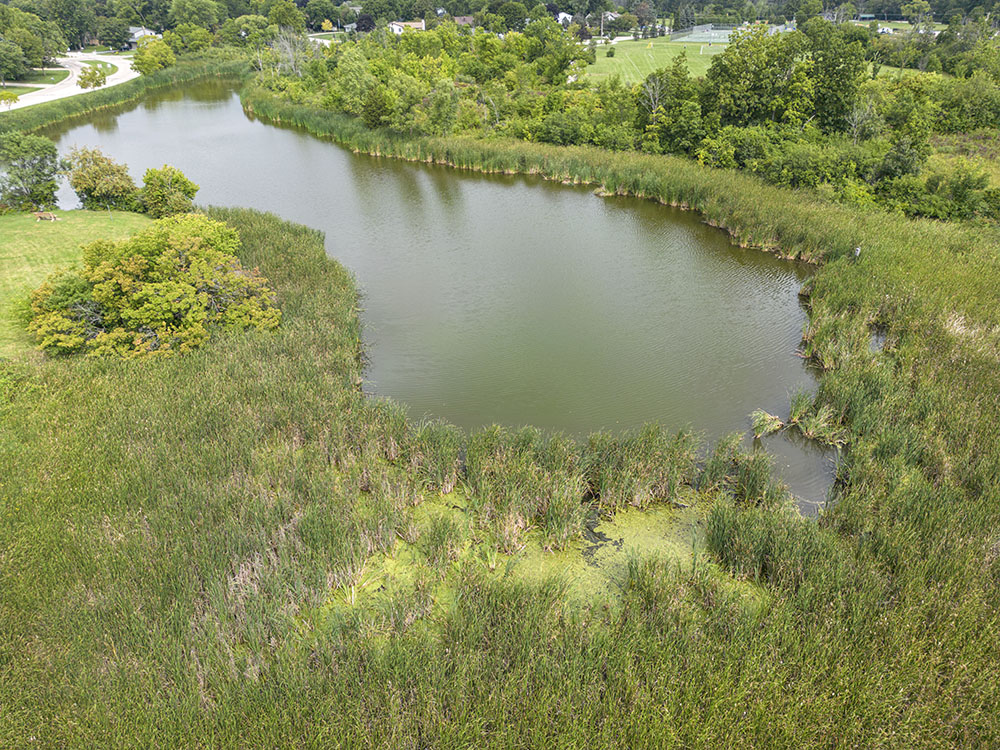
[0,56,248,133]
[0,211,151,355]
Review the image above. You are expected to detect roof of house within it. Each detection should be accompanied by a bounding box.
[453,15,475,25]
[390,20,425,29]
[128,27,159,42]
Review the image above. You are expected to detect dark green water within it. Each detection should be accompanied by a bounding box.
[45,82,835,512]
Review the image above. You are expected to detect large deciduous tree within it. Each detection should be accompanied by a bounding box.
[0,132,66,210]
[168,0,220,28]
[0,41,26,86]
[67,147,139,211]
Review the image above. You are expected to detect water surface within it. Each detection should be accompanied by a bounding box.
[45,82,835,511]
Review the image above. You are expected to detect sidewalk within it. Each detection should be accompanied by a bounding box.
[4,53,140,111]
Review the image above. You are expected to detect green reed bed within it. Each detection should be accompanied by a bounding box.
[240,86,1000,744]
[4,207,821,745]
[4,79,1000,743]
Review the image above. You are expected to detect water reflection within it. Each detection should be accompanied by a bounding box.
[44,83,835,513]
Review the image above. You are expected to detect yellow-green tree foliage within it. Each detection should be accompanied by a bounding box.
[132,38,176,75]
[28,214,281,358]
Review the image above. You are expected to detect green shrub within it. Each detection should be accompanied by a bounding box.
[132,38,176,76]
[27,213,281,357]
[67,147,139,211]
[138,165,199,217]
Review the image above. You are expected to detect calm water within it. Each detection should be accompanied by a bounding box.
[45,82,836,512]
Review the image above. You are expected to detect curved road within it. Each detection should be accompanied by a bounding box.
[4,53,139,112]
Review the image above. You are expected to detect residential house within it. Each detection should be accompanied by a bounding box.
[127,26,160,49]
[388,19,426,34]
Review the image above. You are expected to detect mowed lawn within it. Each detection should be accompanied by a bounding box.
[18,67,71,85]
[585,39,727,83]
[0,210,150,355]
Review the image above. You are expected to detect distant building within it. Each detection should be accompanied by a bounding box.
[127,26,159,49]
[556,12,573,24]
[453,15,475,26]
[388,20,426,34]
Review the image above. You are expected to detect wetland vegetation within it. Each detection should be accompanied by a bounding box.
[3,3,1000,746]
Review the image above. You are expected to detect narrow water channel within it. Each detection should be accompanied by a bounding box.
[44,81,836,513]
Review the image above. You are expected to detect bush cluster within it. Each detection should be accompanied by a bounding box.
[28,213,281,357]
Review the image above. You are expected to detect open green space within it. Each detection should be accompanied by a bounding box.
[585,39,726,82]
[0,85,41,95]
[18,68,70,85]
[0,211,151,355]
[82,59,119,75]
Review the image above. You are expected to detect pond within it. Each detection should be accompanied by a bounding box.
[45,81,836,513]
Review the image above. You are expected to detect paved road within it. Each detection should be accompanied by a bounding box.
[4,53,140,112]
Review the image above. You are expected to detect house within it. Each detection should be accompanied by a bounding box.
[556,12,573,24]
[127,26,159,49]
[453,15,475,26]
[388,19,426,34]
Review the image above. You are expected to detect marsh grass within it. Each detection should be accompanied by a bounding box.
[3,84,1000,743]
[750,408,784,438]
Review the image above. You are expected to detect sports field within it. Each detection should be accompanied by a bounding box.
[585,38,727,83]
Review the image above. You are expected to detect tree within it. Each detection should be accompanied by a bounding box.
[0,91,19,110]
[901,0,931,25]
[355,12,374,30]
[498,1,528,31]
[635,1,655,27]
[271,27,313,76]
[0,132,66,210]
[99,17,132,49]
[48,0,97,49]
[67,147,138,211]
[704,25,812,127]
[0,41,27,87]
[138,164,199,217]
[163,22,212,52]
[132,38,177,74]
[795,0,822,25]
[306,0,336,29]
[802,18,866,130]
[168,0,220,27]
[78,64,108,89]
[268,0,307,30]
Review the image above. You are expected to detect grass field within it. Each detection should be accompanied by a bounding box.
[18,68,70,85]
[0,211,151,355]
[82,59,119,75]
[585,38,727,83]
[0,85,41,95]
